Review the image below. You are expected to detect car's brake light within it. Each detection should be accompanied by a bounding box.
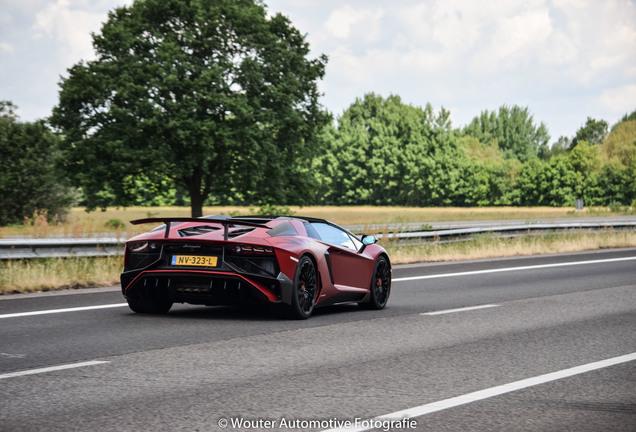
[230,245,274,254]
[127,241,159,253]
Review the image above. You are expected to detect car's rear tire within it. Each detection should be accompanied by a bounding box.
[359,255,391,310]
[127,297,173,314]
[283,255,319,319]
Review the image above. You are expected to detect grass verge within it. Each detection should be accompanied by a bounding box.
[0,256,122,295]
[2,230,635,295]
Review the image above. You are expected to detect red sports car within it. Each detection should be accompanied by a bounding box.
[121,216,391,319]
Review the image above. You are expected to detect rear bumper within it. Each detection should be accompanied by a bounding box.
[121,269,293,306]
[121,240,295,307]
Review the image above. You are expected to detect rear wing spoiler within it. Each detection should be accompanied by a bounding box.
[130,217,270,241]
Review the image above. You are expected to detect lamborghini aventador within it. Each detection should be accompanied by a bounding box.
[121,215,391,319]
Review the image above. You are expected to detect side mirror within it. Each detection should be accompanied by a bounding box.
[359,235,377,253]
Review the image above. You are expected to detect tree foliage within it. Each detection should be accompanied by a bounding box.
[602,119,636,167]
[463,105,550,162]
[312,96,634,208]
[0,101,75,225]
[317,94,460,206]
[571,117,609,148]
[51,0,328,217]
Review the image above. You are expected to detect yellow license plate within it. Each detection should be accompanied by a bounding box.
[171,255,218,267]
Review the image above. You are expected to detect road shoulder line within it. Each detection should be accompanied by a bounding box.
[0,360,109,380]
[393,256,636,282]
[0,303,128,319]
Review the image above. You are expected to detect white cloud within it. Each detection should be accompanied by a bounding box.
[0,0,132,121]
[599,85,636,113]
[428,1,482,52]
[388,3,433,48]
[318,0,636,79]
[493,9,552,60]
[0,42,15,53]
[2,0,635,136]
[31,0,117,64]
[540,30,579,67]
[304,0,636,136]
[324,5,358,39]
[1,0,44,15]
[549,0,636,84]
[323,4,384,43]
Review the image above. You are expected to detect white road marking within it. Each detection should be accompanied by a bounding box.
[421,304,500,315]
[0,360,109,380]
[0,303,128,319]
[323,352,636,432]
[393,256,636,282]
[0,352,26,359]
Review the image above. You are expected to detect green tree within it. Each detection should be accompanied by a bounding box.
[567,141,603,204]
[610,109,636,132]
[595,164,632,206]
[545,156,579,206]
[322,93,459,206]
[455,136,520,205]
[51,0,328,217]
[463,105,550,162]
[0,101,75,225]
[512,155,577,206]
[570,117,608,148]
[596,116,636,205]
[542,136,570,160]
[603,119,636,168]
[513,158,548,205]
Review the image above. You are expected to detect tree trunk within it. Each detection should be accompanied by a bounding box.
[186,169,211,218]
[188,176,204,218]
[190,190,204,218]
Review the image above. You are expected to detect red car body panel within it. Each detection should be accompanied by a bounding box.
[120,216,390,314]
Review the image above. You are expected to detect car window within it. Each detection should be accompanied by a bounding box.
[304,223,321,240]
[309,223,360,250]
[267,221,297,237]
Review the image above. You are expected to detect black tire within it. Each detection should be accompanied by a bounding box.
[127,296,173,314]
[359,255,391,310]
[285,255,319,319]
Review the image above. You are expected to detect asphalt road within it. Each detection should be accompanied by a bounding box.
[1,248,635,431]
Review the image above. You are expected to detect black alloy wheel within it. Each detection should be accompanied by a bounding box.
[360,255,391,310]
[288,255,318,319]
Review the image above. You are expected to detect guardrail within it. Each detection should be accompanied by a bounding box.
[0,237,125,260]
[1,221,635,260]
[381,222,636,243]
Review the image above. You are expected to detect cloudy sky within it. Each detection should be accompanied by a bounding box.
[1,0,635,141]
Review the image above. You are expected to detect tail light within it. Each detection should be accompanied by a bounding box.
[124,241,161,271]
[229,245,275,255]
[127,241,159,253]
[225,244,278,277]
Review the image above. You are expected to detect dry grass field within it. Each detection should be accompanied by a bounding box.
[1,205,624,238]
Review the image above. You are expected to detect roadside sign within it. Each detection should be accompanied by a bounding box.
[576,198,584,215]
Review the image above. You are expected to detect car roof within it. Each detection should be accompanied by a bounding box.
[223,215,331,225]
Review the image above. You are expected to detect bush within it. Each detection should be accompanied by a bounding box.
[104,218,126,230]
